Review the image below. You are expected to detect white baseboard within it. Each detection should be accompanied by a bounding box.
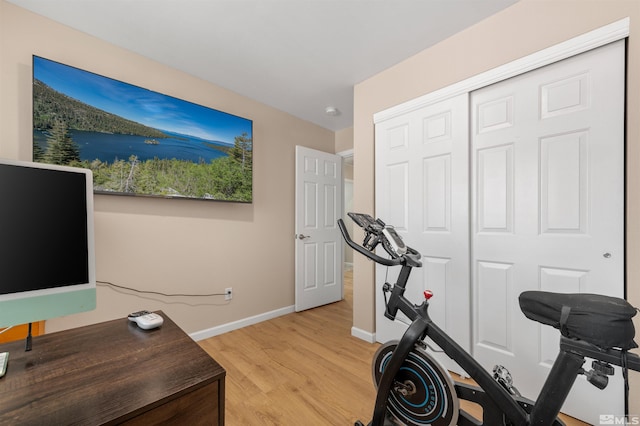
[190,305,377,344]
[190,305,295,341]
[351,326,376,343]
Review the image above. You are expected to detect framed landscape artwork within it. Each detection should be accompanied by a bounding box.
[32,55,253,202]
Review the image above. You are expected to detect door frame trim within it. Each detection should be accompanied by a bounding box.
[374,17,629,124]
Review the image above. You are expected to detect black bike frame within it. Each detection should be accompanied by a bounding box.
[338,218,640,426]
[376,262,530,425]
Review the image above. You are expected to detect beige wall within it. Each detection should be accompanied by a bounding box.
[335,126,354,155]
[0,1,335,334]
[353,0,640,413]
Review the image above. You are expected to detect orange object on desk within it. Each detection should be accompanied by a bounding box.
[0,322,44,343]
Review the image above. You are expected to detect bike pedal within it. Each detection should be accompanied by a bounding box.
[493,365,521,396]
[592,360,615,375]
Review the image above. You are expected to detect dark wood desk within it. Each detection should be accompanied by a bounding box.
[0,312,225,425]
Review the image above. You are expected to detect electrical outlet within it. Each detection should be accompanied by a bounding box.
[225,287,233,301]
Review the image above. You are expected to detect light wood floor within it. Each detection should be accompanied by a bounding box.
[198,270,587,425]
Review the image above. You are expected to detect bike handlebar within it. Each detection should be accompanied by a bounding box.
[337,218,422,267]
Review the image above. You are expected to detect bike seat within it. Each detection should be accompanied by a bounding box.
[519,291,638,350]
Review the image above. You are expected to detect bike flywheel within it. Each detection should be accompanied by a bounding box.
[372,341,459,426]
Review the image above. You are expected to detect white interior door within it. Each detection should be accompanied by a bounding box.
[295,146,343,312]
[471,40,625,424]
[374,93,470,375]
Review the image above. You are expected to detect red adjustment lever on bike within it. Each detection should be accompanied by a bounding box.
[424,290,434,300]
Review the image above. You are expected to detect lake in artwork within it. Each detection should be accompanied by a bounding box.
[33,130,230,164]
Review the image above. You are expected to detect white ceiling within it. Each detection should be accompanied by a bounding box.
[8,0,519,131]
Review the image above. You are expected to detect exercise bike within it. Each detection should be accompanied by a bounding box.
[338,212,640,426]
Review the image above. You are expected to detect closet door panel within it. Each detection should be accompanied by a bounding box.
[471,40,624,424]
[375,94,470,375]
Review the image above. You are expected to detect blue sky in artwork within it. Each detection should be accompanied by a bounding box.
[33,56,252,145]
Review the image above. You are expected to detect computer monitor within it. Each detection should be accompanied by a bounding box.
[0,158,96,328]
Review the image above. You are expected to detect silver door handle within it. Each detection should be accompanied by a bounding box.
[297,234,311,240]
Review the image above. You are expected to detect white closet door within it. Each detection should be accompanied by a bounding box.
[471,40,625,424]
[375,93,470,374]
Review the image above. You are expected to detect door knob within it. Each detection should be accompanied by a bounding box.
[297,234,310,240]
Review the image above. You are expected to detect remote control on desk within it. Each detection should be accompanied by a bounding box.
[0,352,8,378]
[128,311,164,330]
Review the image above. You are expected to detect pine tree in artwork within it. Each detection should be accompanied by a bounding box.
[43,118,80,165]
[229,132,253,171]
[32,140,45,162]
